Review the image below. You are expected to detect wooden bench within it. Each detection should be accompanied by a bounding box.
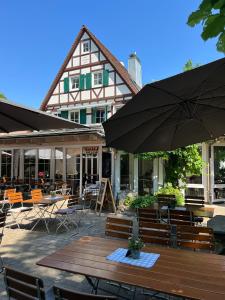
[105,217,133,239]
[139,221,171,246]
[138,208,160,223]
[185,195,205,207]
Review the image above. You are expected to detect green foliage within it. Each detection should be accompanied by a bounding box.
[156,183,184,206]
[124,194,157,209]
[0,92,6,99]
[137,145,203,188]
[124,193,136,207]
[128,236,144,250]
[183,60,200,71]
[187,0,225,53]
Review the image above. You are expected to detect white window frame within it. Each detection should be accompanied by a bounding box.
[95,108,105,124]
[70,76,79,91]
[82,41,90,53]
[93,71,103,87]
[70,110,80,123]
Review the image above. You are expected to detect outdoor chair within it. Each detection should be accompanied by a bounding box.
[185,195,205,207]
[0,211,7,271]
[105,217,133,239]
[139,221,171,246]
[4,266,52,300]
[3,188,16,200]
[7,192,32,228]
[138,208,160,223]
[53,285,117,299]
[176,225,214,252]
[168,209,194,226]
[53,196,80,233]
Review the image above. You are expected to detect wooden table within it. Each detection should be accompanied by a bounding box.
[37,236,225,300]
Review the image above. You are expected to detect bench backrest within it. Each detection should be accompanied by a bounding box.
[139,221,171,246]
[138,208,160,223]
[105,217,133,239]
[4,266,45,300]
[185,195,205,207]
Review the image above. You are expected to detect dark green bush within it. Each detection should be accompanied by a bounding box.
[156,183,184,206]
[129,195,156,209]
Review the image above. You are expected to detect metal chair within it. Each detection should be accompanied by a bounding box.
[53,285,117,299]
[7,192,32,228]
[53,196,80,233]
[4,266,49,299]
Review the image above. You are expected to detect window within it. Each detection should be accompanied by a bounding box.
[70,76,79,90]
[82,41,90,53]
[1,150,12,178]
[96,108,105,123]
[93,72,103,87]
[70,111,80,123]
[38,149,51,179]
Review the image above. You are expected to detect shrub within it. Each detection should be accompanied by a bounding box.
[124,193,136,207]
[129,195,156,209]
[156,183,184,206]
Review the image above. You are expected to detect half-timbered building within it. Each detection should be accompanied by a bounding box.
[0,25,162,198]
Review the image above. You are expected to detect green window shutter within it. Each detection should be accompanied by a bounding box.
[103,70,109,86]
[92,107,97,124]
[64,78,69,93]
[61,111,68,119]
[80,109,86,124]
[86,73,92,90]
[79,74,85,90]
[104,106,108,121]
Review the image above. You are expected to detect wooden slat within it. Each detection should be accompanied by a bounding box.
[139,221,170,230]
[106,217,132,226]
[8,288,37,300]
[177,233,213,242]
[140,235,170,245]
[6,277,45,298]
[139,228,170,238]
[5,267,44,287]
[105,230,131,239]
[177,225,213,234]
[177,241,215,251]
[105,223,132,233]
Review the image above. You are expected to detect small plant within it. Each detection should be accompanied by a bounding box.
[128,236,144,251]
[50,190,56,197]
[124,193,136,207]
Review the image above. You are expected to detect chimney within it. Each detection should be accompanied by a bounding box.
[128,52,142,88]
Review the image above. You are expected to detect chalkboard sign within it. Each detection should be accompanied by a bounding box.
[95,178,116,216]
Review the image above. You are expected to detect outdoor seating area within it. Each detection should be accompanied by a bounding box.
[0,189,225,299]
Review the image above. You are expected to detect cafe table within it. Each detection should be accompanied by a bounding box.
[31,195,65,233]
[37,236,225,300]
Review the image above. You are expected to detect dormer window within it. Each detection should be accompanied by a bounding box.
[70,76,79,90]
[93,72,103,87]
[82,41,90,53]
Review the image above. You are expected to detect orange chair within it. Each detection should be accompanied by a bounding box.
[7,192,32,228]
[3,189,16,200]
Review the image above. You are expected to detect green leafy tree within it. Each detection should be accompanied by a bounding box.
[183,59,200,71]
[137,145,203,188]
[187,0,225,53]
[0,92,6,99]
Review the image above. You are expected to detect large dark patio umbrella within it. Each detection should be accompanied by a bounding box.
[103,57,225,153]
[0,98,84,132]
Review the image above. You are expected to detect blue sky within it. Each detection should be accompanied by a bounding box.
[0,0,223,108]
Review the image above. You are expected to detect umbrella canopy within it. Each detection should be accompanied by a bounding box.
[0,98,85,132]
[103,57,225,153]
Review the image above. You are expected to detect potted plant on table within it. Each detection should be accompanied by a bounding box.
[128,236,144,259]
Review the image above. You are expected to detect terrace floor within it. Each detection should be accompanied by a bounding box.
[0,204,225,299]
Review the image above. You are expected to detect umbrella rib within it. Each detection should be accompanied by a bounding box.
[192,84,225,100]
[105,102,177,124]
[0,111,40,131]
[192,60,225,100]
[106,105,178,145]
[134,106,181,153]
[149,85,184,102]
[195,102,225,111]
[195,94,225,102]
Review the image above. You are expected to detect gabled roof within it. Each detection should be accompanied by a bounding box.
[40,25,140,110]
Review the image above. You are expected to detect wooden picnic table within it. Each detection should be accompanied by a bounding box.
[37,236,225,300]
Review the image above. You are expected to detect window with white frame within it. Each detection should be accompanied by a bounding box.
[93,72,103,87]
[70,111,80,123]
[82,41,90,53]
[70,76,79,90]
[96,108,105,123]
